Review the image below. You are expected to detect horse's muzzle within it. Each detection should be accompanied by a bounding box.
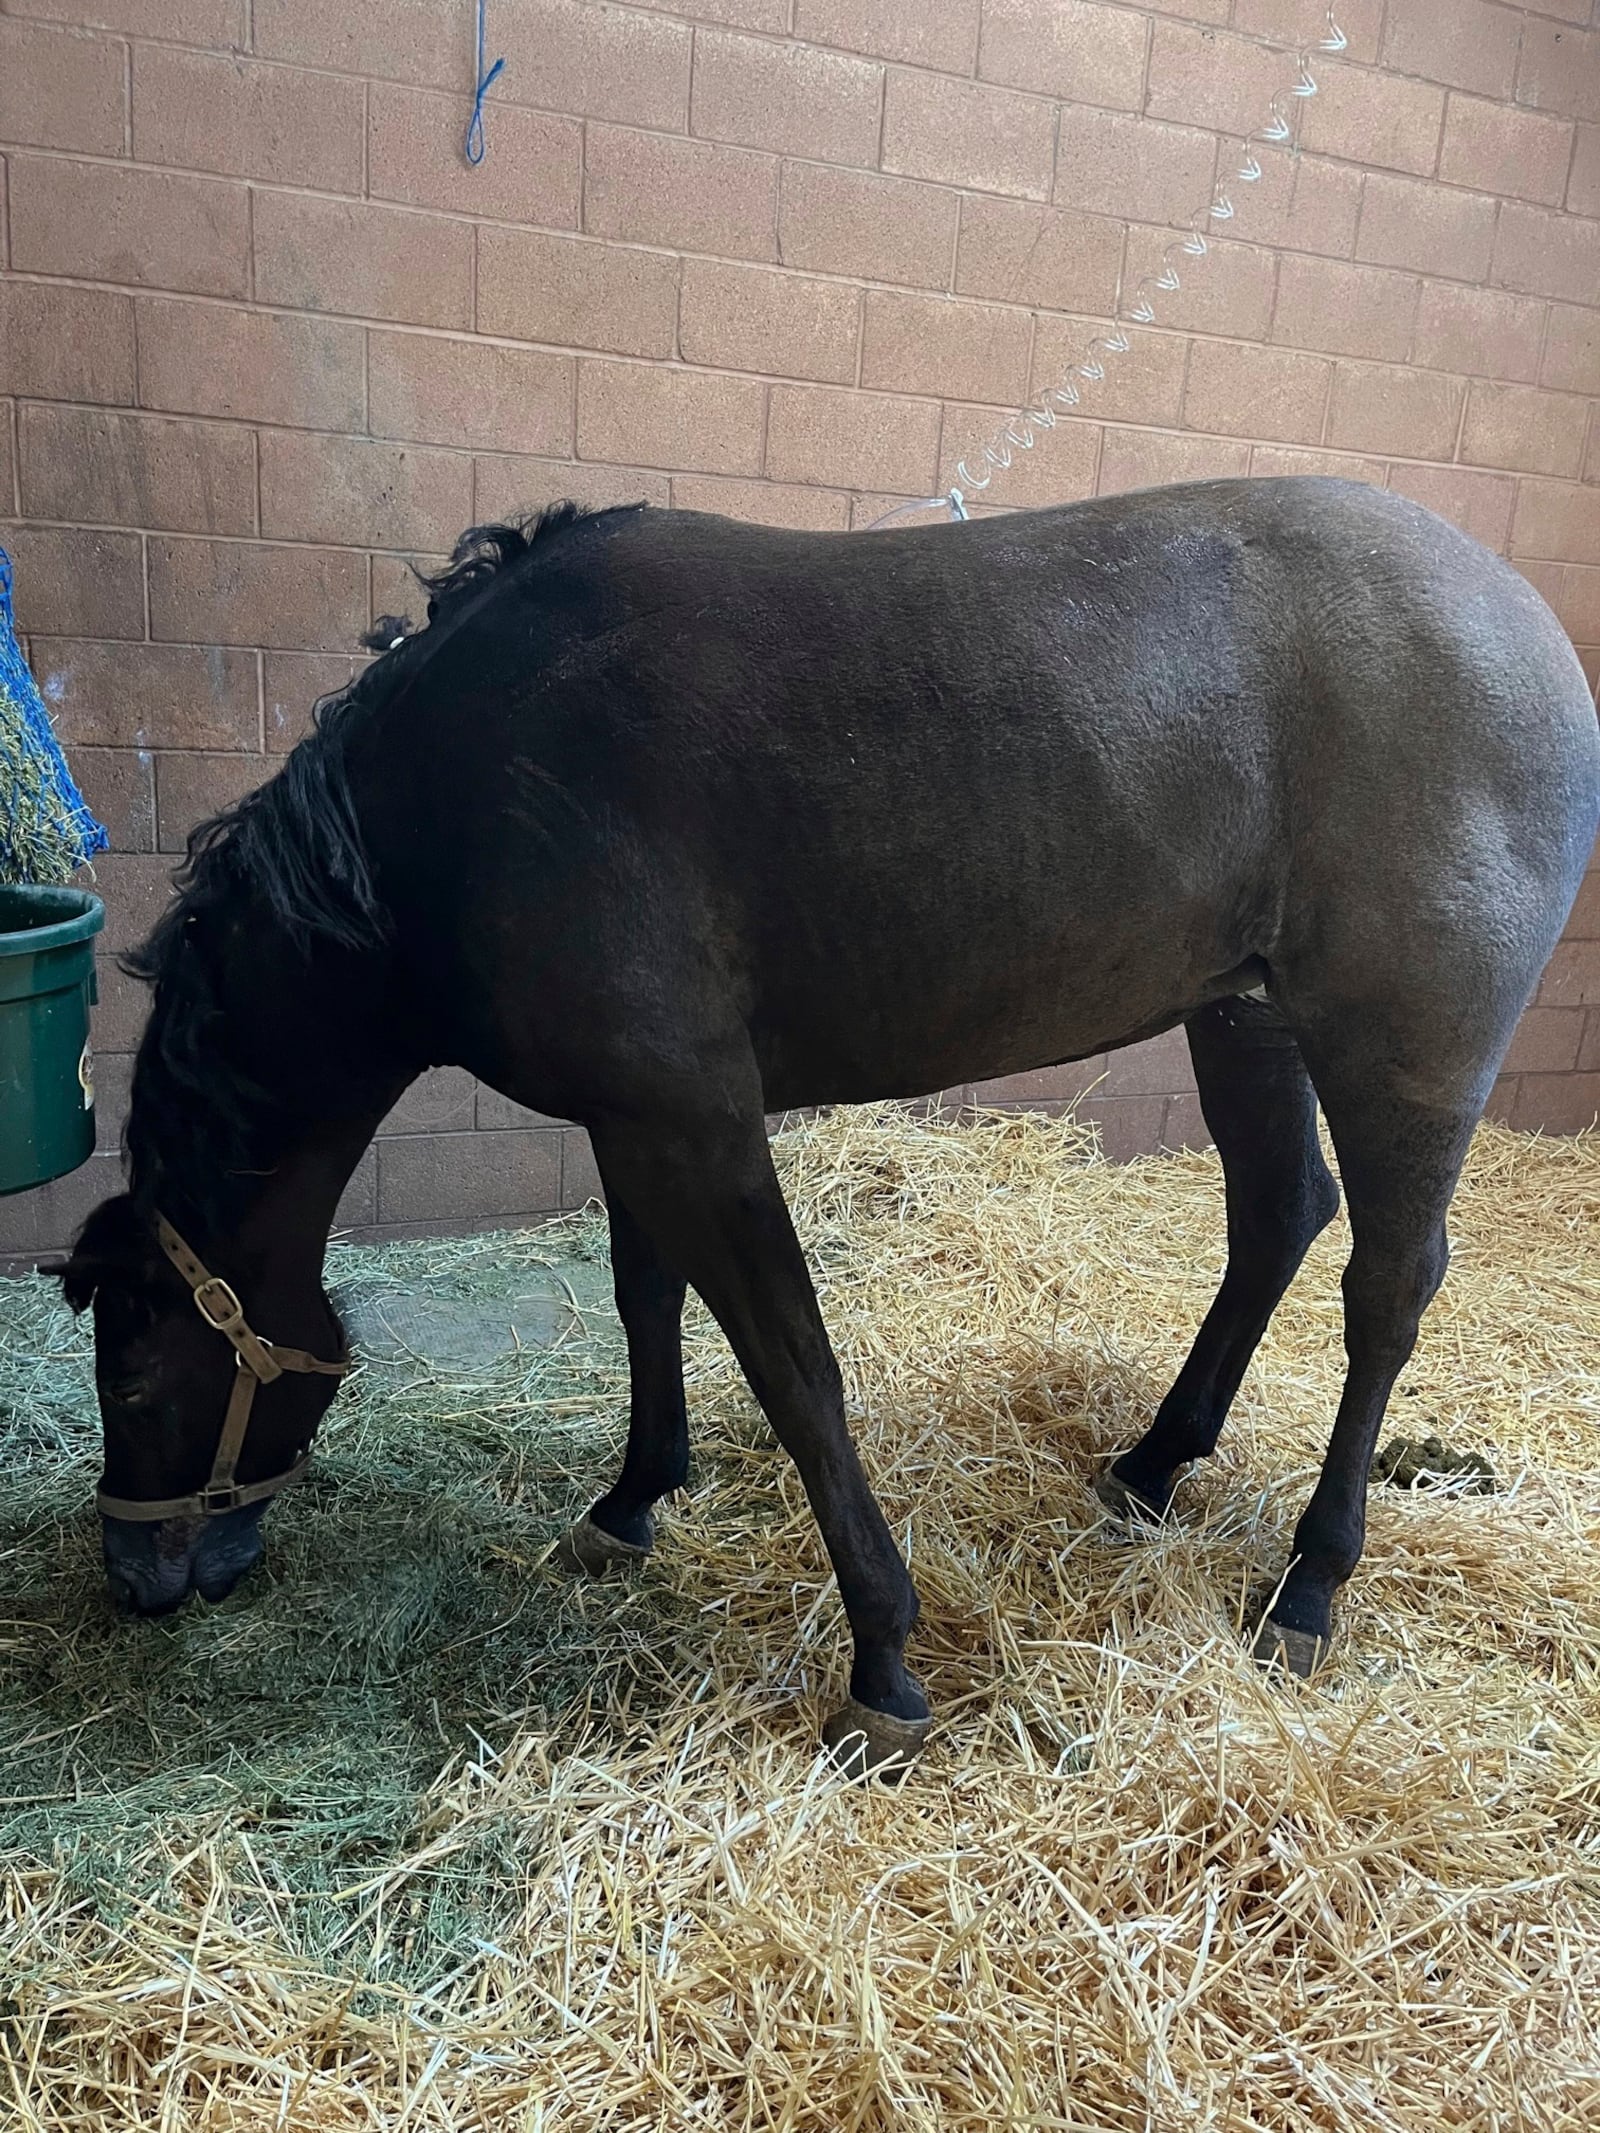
[102,1503,268,1613]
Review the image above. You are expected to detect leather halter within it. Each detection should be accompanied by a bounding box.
[94,1216,350,1523]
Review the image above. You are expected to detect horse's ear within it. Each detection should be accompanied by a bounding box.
[51,1194,149,1314]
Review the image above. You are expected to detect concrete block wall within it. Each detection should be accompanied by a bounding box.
[1,0,1597,1251]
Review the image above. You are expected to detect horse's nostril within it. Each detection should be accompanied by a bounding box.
[192,1557,254,1604]
[103,1514,203,1615]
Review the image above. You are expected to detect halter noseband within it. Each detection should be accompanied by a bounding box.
[94,1216,350,1523]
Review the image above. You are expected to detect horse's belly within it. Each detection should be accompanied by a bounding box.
[749,913,1260,1109]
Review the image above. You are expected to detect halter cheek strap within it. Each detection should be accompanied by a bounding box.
[94,1216,350,1523]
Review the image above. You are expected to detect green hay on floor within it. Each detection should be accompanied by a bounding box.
[0,1220,629,1988]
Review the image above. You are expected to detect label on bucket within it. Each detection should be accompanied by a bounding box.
[79,1041,94,1110]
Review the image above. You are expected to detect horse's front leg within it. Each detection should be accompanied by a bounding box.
[586,1101,931,1776]
[558,1190,689,1571]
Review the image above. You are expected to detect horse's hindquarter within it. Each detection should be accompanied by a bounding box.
[1255,488,1599,1073]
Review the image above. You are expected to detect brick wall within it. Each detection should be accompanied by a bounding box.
[1,0,1597,1255]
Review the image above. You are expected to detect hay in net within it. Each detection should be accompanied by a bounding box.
[1,1104,1598,2129]
[0,547,106,886]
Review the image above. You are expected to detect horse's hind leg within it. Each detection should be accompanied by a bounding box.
[1097,996,1340,1520]
[558,1189,690,1574]
[1252,1057,1479,1677]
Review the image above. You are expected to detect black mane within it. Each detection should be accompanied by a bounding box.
[120,500,642,1228]
[361,504,606,652]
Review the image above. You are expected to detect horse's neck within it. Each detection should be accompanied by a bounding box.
[138,926,407,1283]
[231,1110,386,1277]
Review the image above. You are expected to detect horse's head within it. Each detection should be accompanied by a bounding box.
[55,1195,347,1614]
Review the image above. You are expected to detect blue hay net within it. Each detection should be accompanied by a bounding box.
[0,545,107,885]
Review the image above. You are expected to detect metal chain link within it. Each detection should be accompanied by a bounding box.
[871,6,1349,527]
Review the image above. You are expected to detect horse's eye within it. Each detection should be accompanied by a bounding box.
[106,1376,150,1408]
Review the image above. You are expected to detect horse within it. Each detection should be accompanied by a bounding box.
[54,479,1598,1775]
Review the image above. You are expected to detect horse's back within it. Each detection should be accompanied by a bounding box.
[587,475,1596,928]
[595,475,1591,773]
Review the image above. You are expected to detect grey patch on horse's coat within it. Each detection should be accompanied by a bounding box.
[332,1283,573,1366]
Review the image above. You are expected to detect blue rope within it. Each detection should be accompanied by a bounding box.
[464,0,505,166]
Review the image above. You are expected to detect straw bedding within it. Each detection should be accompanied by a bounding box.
[2,1105,1597,2129]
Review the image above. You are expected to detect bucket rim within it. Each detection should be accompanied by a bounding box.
[0,883,106,956]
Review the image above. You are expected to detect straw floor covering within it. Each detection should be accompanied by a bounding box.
[1,1105,1597,2130]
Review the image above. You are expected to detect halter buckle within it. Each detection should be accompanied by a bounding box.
[192,1275,246,1333]
[197,1479,244,1515]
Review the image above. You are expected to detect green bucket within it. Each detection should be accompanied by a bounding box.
[0,884,104,1197]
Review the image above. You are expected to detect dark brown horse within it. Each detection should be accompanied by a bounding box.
[56,480,1598,1773]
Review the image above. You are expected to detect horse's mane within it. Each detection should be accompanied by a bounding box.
[121,500,642,1226]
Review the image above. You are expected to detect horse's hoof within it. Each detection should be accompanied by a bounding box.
[1251,1617,1328,1680]
[555,1513,652,1577]
[1093,1460,1166,1524]
[821,1699,932,1783]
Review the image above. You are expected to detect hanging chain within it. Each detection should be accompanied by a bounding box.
[872,6,1348,527]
